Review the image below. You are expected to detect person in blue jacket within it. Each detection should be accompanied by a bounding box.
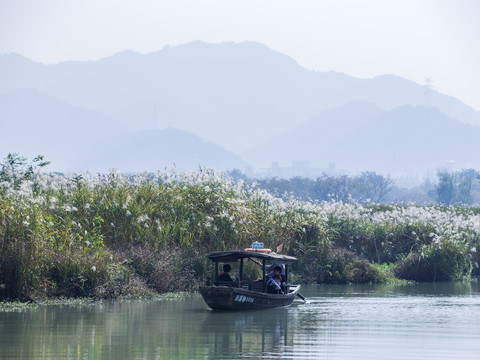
[267,274,284,294]
[266,264,285,279]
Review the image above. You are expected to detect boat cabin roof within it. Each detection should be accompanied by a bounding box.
[206,250,297,264]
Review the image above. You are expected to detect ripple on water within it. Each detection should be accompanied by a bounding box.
[1,283,480,359]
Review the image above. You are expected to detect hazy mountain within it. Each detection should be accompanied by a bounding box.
[0,88,126,170]
[0,43,321,153]
[1,41,479,157]
[2,41,480,176]
[75,128,249,173]
[251,104,480,175]
[0,88,248,172]
[244,101,385,168]
[327,105,480,174]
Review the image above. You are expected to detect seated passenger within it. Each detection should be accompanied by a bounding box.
[267,265,283,277]
[217,264,233,282]
[267,274,284,294]
[266,263,285,278]
[267,265,285,286]
[251,259,285,279]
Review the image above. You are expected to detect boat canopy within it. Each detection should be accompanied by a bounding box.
[205,250,297,264]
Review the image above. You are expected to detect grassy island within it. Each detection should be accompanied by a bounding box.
[1,156,479,302]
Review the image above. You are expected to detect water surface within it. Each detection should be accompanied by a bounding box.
[1,282,480,359]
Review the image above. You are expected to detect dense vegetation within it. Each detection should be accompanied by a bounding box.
[1,154,479,301]
[234,169,480,206]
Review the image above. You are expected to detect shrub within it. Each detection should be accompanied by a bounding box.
[393,238,472,281]
[315,248,386,284]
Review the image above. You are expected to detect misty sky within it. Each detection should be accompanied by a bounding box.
[1,0,479,111]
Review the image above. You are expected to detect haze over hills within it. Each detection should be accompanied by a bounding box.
[344,105,480,174]
[251,103,480,175]
[0,88,246,173]
[78,128,249,173]
[244,101,386,168]
[0,88,126,170]
[1,41,479,176]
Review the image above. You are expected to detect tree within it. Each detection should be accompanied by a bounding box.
[312,174,350,202]
[435,169,479,206]
[436,171,455,205]
[351,172,394,204]
[456,169,476,205]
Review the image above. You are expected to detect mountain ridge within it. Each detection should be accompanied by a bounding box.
[1,41,479,176]
[2,41,478,153]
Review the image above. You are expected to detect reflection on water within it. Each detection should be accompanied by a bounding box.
[1,281,480,359]
[201,307,290,359]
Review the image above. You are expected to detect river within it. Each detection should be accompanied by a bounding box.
[1,282,480,359]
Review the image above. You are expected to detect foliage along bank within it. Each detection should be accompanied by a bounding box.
[233,168,480,206]
[1,155,479,301]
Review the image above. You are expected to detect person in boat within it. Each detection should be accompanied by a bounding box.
[267,274,284,294]
[266,263,285,275]
[267,265,285,280]
[251,260,285,279]
[267,265,286,292]
[216,264,233,282]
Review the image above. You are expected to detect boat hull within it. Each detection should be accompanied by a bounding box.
[199,285,300,310]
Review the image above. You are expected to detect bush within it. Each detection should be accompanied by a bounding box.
[94,261,153,299]
[46,252,109,298]
[316,248,386,284]
[393,238,472,281]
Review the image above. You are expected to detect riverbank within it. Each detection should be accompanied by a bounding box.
[0,292,191,312]
[1,167,479,301]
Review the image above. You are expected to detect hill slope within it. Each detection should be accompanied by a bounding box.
[1,41,479,156]
[327,105,480,174]
[250,104,480,175]
[0,88,125,170]
[75,128,249,173]
[244,101,385,168]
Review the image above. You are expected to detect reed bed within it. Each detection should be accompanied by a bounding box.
[1,168,479,301]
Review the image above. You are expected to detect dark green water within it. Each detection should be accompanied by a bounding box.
[1,282,480,359]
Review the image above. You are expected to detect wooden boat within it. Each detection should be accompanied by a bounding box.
[199,250,301,310]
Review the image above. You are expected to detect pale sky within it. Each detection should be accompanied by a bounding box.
[1,0,479,110]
